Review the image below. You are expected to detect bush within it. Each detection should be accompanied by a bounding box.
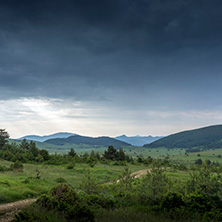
[0,164,6,172]
[80,193,115,209]
[80,170,100,195]
[16,183,95,222]
[160,192,185,212]
[10,161,23,171]
[55,178,67,183]
[186,193,213,214]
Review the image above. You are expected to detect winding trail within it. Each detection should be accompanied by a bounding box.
[0,168,150,221]
[0,199,36,222]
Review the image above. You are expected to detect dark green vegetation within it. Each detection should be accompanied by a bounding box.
[15,162,222,222]
[145,124,222,150]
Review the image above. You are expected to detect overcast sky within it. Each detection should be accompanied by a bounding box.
[1,0,222,138]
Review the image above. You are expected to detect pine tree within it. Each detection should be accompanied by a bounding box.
[68,148,76,157]
[19,139,29,150]
[103,145,117,160]
[0,129,9,149]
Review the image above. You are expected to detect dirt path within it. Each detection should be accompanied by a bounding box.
[0,199,36,222]
[131,168,150,178]
[0,168,150,221]
[105,168,150,184]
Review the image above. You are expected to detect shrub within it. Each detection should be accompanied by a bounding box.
[160,192,185,212]
[0,164,6,172]
[55,178,67,183]
[10,161,23,171]
[16,183,95,222]
[186,193,213,214]
[80,170,100,195]
[49,183,79,205]
[81,193,115,209]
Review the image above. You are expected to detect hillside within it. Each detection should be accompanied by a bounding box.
[144,125,222,149]
[115,135,163,146]
[17,132,77,142]
[45,135,131,148]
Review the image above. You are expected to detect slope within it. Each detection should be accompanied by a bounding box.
[45,135,131,148]
[144,125,222,149]
[17,132,77,142]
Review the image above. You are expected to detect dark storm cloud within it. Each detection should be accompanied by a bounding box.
[1,0,222,110]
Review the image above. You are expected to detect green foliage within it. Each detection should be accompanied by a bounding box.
[19,139,29,150]
[39,149,50,161]
[103,146,127,162]
[16,183,95,222]
[10,161,23,171]
[195,158,203,165]
[0,164,6,172]
[0,129,9,149]
[118,167,134,195]
[103,146,117,161]
[160,192,185,212]
[67,157,75,169]
[187,161,222,196]
[80,170,100,195]
[186,193,213,214]
[55,177,67,183]
[140,164,170,203]
[68,148,76,157]
[81,193,115,209]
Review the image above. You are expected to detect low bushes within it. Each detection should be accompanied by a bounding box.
[15,183,95,222]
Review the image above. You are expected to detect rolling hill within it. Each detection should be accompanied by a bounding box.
[44,135,131,148]
[17,132,77,142]
[144,125,222,149]
[115,135,163,146]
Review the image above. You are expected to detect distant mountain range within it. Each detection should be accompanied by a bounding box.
[115,135,163,146]
[18,132,77,142]
[14,125,222,150]
[144,125,222,149]
[17,132,162,147]
[44,135,130,148]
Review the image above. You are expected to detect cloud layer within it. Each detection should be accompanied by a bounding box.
[1,0,222,136]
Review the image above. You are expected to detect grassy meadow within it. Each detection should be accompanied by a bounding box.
[0,159,147,204]
[2,139,222,221]
[1,143,222,204]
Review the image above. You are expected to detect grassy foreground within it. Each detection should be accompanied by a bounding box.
[0,159,146,204]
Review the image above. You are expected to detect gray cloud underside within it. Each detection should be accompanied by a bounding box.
[1,0,222,110]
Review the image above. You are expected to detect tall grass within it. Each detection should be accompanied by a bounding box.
[0,160,147,204]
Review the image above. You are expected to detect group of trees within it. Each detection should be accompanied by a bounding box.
[0,129,50,163]
[0,130,135,166]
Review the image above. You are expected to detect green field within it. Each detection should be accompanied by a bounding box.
[2,139,222,221]
[0,159,147,204]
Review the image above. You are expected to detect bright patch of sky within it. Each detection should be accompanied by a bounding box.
[1,97,222,138]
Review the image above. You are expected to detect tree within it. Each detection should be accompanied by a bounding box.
[103,145,117,160]
[40,149,50,161]
[0,129,9,149]
[19,139,29,150]
[90,150,96,159]
[195,158,203,165]
[68,148,76,157]
[29,141,39,157]
[117,148,126,161]
[80,170,99,194]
